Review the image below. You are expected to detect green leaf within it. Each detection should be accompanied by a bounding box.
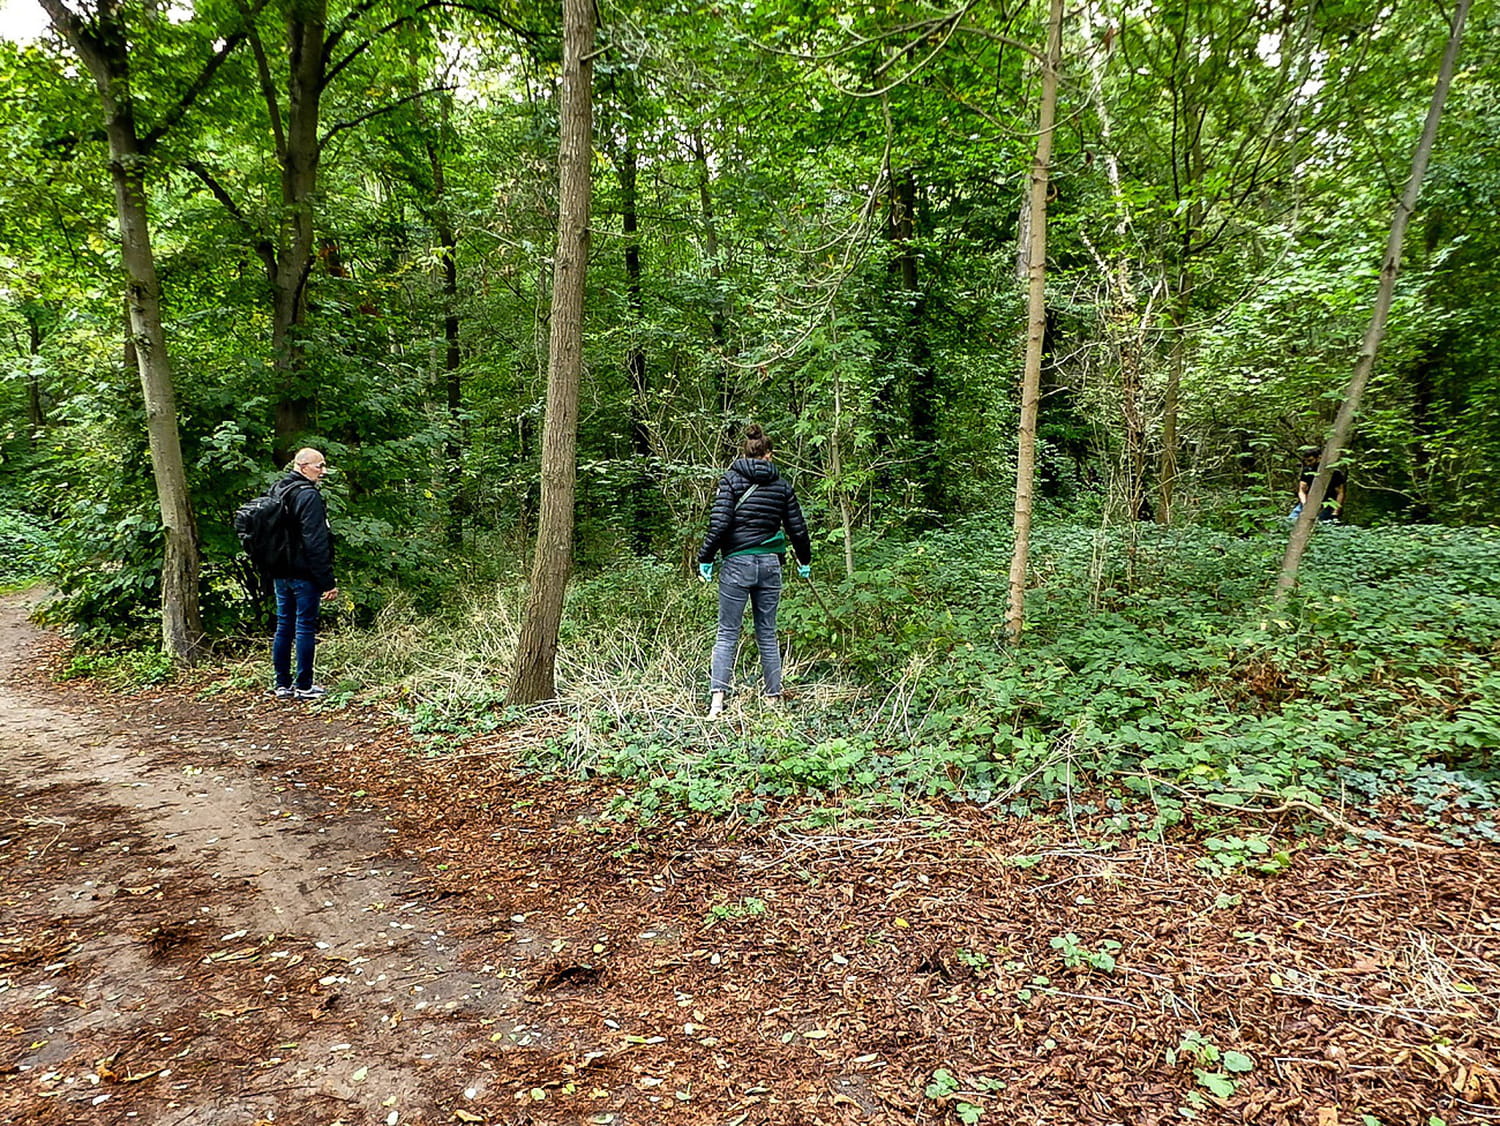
[1222,1051,1254,1073]
[1194,1070,1236,1098]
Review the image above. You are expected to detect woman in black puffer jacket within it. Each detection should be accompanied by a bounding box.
[697,424,812,718]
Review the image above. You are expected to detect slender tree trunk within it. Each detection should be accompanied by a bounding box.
[507,0,595,706]
[689,131,736,458]
[1157,50,1205,526]
[830,361,856,577]
[24,312,44,440]
[886,166,939,515]
[618,103,655,551]
[42,0,204,662]
[1157,271,1188,521]
[1005,0,1064,642]
[1084,5,1150,523]
[621,124,648,458]
[424,105,466,544]
[1275,0,1471,600]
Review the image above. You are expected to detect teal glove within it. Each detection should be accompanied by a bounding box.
[797,564,811,580]
[698,562,713,583]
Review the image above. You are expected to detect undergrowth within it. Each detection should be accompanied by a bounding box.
[319,518,1500,836]
[0,507,56,589]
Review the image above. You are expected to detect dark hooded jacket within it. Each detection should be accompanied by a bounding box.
[266,471,336,592]
[697,457,811,565]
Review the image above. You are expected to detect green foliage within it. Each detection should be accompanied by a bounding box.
[922,1066,1003,1123]
[704,895,768,924]
[0,505,56,587]
[1168,1032,1256,1104]
[513,518,1500,833]
[59,645,174,687]
[1049,932,1122,973]
[1197,835,1293,877]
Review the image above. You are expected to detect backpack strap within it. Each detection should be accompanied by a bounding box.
[734,483,759,511]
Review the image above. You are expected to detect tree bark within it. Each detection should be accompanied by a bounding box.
[23,309,45,440]
[269,0,328,461]
[1275,0,1471,601]
[616,89,656,550]
[1004,0,1064,642]
[423,97,466,545]
[1084,3,1150,523]
[41,0,205,663]
[689,131,736,458]
[507,0,595,706]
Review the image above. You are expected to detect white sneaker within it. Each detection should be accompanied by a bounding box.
[706,691,725,720]
[293,684,328,700]
[273,686,295,699]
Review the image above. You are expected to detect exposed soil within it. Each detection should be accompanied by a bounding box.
[1,593,1497,1126]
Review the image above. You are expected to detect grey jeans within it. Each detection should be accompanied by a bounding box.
[710,553,783,696]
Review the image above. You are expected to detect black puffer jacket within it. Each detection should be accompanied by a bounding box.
[266,471,337,592]
[697,457,811,565]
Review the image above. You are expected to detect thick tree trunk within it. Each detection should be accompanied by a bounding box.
[1275,0,1471,601]
[271,0,327,462]
[1004,0,1064,642]
[507,0,595,706]
[43,0,205,663]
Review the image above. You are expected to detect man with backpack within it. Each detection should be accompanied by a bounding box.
[264,448,338,699]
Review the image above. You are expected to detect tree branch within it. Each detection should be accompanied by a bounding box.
[243,17,287,161]
[142,0,274,151]
[183,159,279,282]
[319,86,455,154]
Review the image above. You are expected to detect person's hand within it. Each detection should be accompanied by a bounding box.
[797,564,811,580]
[698,563,713,583]
[321,586,339,603]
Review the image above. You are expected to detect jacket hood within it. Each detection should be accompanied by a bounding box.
[730,457,781,484]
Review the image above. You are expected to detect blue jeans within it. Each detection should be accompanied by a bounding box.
[272,578,321,690]
[710,554,783,696]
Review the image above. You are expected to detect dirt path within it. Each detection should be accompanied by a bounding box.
[0,595,534,1124]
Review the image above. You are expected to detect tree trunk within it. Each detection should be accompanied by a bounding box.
[886,165,938,515]
[23,310,45,440]
[1275,0,1471,600]
[1004,0,1064,642]
[618,102,655,551]
[1157,271,1189,522]
[507,0,595,706]
[1156,40,1206,527]
[1084,5,1150,523]
[42,0,205,663]
[270,0,327,462]
[425,104,466,545]
[689,131,736,458]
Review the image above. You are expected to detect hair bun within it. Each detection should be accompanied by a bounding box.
[745,424,764,440]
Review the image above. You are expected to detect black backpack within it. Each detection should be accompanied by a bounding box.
[233,480,307,573]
